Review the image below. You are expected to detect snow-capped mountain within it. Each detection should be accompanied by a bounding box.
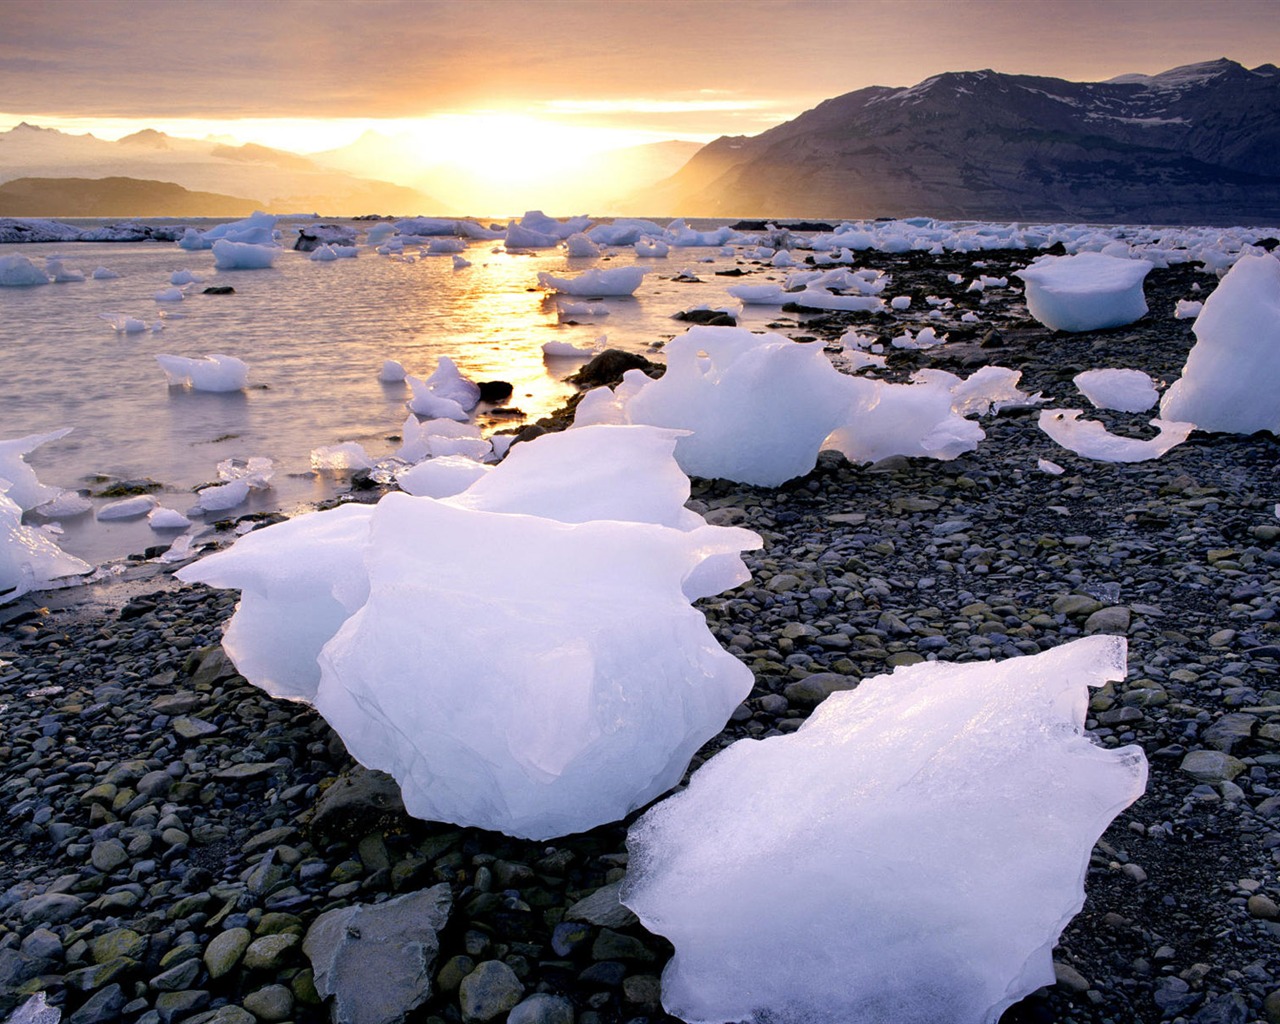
[635,59,1280,224]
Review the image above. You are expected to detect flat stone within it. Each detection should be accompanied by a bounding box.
[242,985,294,1022]
[213,762,276,782]
[155,991,210,1024]
[1052,594,1102,617]
[152,693,203,715]
[507,993,574,1024]
[590,929,656,963]
[564,882,638,929]
[67,984,126,1024]
[782,673,856,708]
[90,929,146,964]
[151,957,202,992]
[1202,714,1257,753]
[19,892,84,924]
[242,933,299,971]
[1084,606,1131,634]
[304,884,452,1024]
[188,645,238,687]
[173,717,219,739]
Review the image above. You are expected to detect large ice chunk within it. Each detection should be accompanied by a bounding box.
[212,239,279,270]
[2,481,91,603]
[1160,254,1280,433]
[621,635,1148,1024]
[315,494,755,839]
[406,356,481,420]
[156,353,249,392]
[0,254,51,287]
[178,426,761,837]
[1015,253,1151,332]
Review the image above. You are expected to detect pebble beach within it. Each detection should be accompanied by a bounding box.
[3,246,1280,1024]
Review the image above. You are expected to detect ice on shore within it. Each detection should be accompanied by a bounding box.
[0,254,50,287]
[212,239,279,270]
[1016,252,1151,332]
[1174,299,1203,320]
[195,457,273,513]
[179,425,761,838]
[0,428,72,511]
[2,482,91,603]
[97,494,158,520]
[1073,369,1158,413]
[1160,254,1280,434]
[621,635,1148,1024]
[156,353,249,392]
[311,443,374,472]
[149,506,192,529]
[396,415,481,464]
[1039,410,1194,462]
[395,455,492,497]
[538,266,647,297]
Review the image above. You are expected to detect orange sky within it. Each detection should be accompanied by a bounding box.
[2,0,1278,154]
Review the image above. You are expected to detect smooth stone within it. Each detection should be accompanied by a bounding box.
[563,882,638,929]
[1181,749,1247,783]
[151,957,202,991]
[91,839,129,873]
[1202,714,1257,753]
[782,673,856,708]
[155,991,210,1024]
[507,993,574,1024]
[459,961,523,1023]
[241,933,299,971]
[67,984,126,1024]
[19,892,84,924]
[309,766,406,838]
[1248,894,1280,920]
[241,985,294,1022]
[1084,606,1131,633]
[90,928,146,964]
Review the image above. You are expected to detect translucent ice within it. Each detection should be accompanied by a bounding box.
[1073,369,1158,413]
[311,443,374,471]
[395,455,492,497]
[1,481,91,603]
[1015,253,1151,332]
[1039,410,1193,462]
[156,353,249,392]
[621,636,1148,1024]
[0,254,50,287]
[178,425,761,837]
[1160,254,1280,434]
[97,495,158,520]
[211,239,279,270]
[407,357,480,420]
[538,267,647,297]
[0,428,72,511]
[378,359,407,383]
[149,506,192,529]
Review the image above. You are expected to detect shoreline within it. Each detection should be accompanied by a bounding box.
[4,253,1280,1023]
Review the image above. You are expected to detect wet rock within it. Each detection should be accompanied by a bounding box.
[458,960,523,1023]
[309,766,407,838]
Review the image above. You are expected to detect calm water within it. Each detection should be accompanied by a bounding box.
[0,217,783,567]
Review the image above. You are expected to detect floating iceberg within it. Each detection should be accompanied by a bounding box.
[378,359,407,383]
[2,482,90,603]
[1015,252,1151,332]
[622,635,1148,1024]
[1073,369,1158,413]
[538,266,647,297]
[195,457,273,512]
[0,254,50,287]
[101,313,148,334]
[635,239,670,258]
[212,238,279,270]
[92,266,119,280]
[1160,254,1280,434]
[179,425,761,839]
[565,233,601,258]
[156,353,249,392]
[1039,410,1194,462]
[542,340,597,358]
[149,506,192,529]
[0,428,72,511]
[406,356,481,420]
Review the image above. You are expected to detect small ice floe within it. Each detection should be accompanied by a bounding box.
[451,255,471,270]
[1073,368,1158,413]
[100,312,148,333]
[620,635,1147,1024]
[154,286,184,302]
[157,534,196,563]
[770,250,796,267]
[170,269,202,285]
[891,326,946,349]
[635,238,670,258]
[97,494,159,520]
[542,340,598,359]
[309,245,339,262]
[92,266,119,280]
[890,295,912,310]
[156,353,249,392]
[1038,458,1066,475]
[46,258,85,283]
[1174,299,1203,320]
[394,455,492,497]
[1038,410,1194,462]
[378,359,407,383]
[557,300,609,319]
[195,457,273,513]
[311,443,374,472]
[149,506,192,529]
[0,254,51,287]
[406,357,481,421]
[1161,254,1280,434]
[426,238,465,255]
[0,427,73,511]
[565,233,601,258]
[537,266,647,297]
[1015,252,1152,332]
[211,239,279,270]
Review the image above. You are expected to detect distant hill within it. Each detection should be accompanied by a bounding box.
[0,176,262,217]
[0,123,451,216]
[633,59,1280,224]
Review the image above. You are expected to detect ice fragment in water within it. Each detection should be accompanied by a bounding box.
[156,353,248,392]
[311,443,373,472]
[96,495,158,520]
[537,266,647,296]
[621,635,1148,1024]
[2,481,91,603]
[378,359,406,383]
[0,428,72,511]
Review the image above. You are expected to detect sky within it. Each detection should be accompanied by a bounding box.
[2,0,1279,156]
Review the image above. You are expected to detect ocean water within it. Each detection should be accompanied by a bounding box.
[0,217,780,568]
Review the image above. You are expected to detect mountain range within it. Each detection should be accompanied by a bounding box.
[0,123,444,216]
[634,58,1280,224]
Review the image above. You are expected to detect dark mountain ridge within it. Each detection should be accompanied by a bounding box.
[638,59,1280,224]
